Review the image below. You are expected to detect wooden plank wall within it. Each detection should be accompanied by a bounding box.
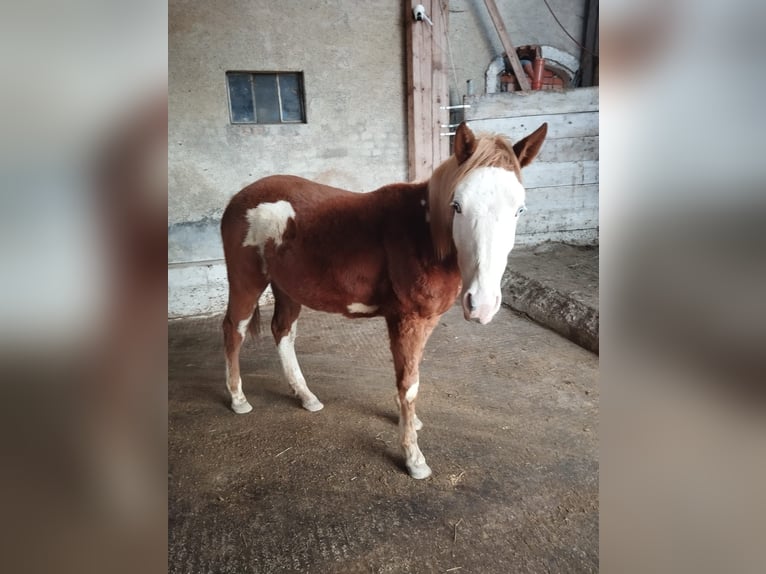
[406,0,450,181]
[464,87,599,245]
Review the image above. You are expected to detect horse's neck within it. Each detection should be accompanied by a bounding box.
[377,180,459,273]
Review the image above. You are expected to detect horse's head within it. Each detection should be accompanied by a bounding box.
[429,121,547,324]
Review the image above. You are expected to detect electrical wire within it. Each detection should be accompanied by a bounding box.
[541,0,598,57]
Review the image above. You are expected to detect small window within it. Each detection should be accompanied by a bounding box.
[226,71,306,124]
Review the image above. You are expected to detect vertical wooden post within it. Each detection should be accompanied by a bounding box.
[406,0,449,181]
[431,0,450,168]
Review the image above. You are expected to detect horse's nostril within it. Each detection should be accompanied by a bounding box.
[466,292,476,311]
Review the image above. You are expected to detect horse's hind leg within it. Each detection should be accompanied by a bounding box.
[223,284,264,414]
[271,285,323,412]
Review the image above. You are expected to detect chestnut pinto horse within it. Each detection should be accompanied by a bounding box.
[221,122,547,479]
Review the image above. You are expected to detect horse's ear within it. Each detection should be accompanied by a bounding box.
[454,122,477,164]
[513,123,548,168]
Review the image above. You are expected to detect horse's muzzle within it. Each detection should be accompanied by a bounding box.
[462,291,500,324]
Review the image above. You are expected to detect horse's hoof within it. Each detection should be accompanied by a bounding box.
[231,400,253,414]
[302,398,324,412]
[407,462,432,480]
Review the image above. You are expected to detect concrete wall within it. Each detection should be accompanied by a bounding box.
[169,0,592,316]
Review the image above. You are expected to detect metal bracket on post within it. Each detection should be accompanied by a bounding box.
[439,104,470,135]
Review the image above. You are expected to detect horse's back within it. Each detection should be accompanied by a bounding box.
[222,175,356,254]
[225,175,354,215]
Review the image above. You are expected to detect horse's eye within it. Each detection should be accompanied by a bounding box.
[516,206,526,217]
[451,201,462,214]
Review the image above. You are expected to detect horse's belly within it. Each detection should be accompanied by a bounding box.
[268,255,387,316]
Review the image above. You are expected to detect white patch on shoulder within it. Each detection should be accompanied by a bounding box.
[405,379,419,402]
[347,302,379,314]
[242,200,296,250]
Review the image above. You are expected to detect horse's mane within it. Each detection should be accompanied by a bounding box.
[428,133,521,260]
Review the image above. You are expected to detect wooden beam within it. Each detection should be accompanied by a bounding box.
[483,0,531,91]
[406,0,450,181]
[431,0,450,165]
[579,0,598,87]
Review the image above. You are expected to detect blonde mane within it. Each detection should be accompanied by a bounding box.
[428,133,521,260]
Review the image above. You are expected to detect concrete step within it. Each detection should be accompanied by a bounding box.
[503,242,599,353]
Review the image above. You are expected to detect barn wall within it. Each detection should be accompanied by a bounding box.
[464,87,599,245]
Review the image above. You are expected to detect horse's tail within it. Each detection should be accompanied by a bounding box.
[247,303,262,338]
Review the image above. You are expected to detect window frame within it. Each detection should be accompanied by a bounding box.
[225,71,306,125]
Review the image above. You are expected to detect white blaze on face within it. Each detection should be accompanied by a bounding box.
[452,166,526,324]
[242,200,296,252]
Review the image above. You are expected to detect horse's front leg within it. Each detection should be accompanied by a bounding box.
[386,314,439,479]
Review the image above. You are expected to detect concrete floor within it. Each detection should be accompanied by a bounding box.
[505,243,599,353]
[169,303,598,573]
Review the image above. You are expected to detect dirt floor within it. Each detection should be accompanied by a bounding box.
[169,303,598,573]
